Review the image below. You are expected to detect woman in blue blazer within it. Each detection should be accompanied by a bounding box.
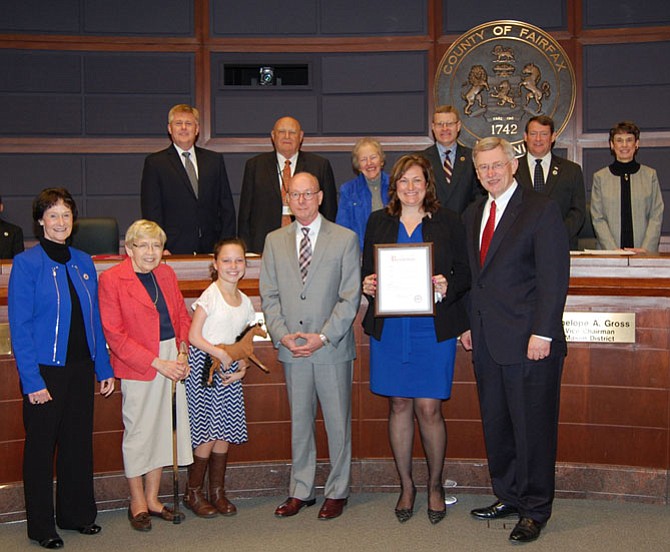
[9,188,114,549]
[336,138,390,249]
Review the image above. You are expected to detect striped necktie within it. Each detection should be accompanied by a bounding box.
[281,160,292,227]
[443,153,453,184]
[299,227,312,283]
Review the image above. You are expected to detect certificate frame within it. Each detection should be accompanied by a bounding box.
[374,242,434,317]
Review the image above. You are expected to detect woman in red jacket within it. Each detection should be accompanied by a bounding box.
[98,220,192,532]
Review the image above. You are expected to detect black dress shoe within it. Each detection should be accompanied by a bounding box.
[38,537,64,549]
[77,523,101,535]
[509,517,545,543]
[471,500,519,520]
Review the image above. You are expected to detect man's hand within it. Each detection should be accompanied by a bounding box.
[527,335,551,361]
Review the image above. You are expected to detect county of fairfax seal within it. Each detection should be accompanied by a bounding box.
[434,20,576,152]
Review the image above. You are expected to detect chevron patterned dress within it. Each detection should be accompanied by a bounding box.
[184,283,256,447]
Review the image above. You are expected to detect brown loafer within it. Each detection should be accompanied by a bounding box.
[318,498,348,520]
[274,497,316,517]
[127,507,151,532]
[148,505,185,523]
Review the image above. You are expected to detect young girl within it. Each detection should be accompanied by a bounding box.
[184,238,256,518]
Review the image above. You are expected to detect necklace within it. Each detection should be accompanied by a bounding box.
[149,272,159,305]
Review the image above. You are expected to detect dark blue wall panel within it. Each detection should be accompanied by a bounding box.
[443,0,567,34]
[83,0,194,36]
[583,0,670,28]
[583,42,670,133]
[320,1,426,35]
[1,51,195,137]
[0,1,79,34]
[212,0,318,36]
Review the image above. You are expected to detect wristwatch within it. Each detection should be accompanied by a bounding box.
[319,333,329,346]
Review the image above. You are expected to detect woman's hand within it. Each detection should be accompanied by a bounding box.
[362,274,377,297]
[222,364,247,386]
[211,346,233,369]
[27,388,53,405]
[152,357,189,382]
[99,378,115,397]
[432,274,448,297]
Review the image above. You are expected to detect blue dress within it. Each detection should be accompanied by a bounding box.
[369,222,456,399]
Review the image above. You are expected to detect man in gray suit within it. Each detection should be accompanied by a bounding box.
[260,172,361,520]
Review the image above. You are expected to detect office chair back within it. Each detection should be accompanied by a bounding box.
[70,217,120,255]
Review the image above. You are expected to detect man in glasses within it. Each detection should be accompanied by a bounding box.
[460,137,569,544]
[417,104,483,213]
[260,172,360,521]
[238,116,338,254]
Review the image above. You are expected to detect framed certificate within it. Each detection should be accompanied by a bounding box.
[374,243,434,317]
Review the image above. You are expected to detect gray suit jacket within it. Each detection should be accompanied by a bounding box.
[259,217,361,364]
[590,164,664,252]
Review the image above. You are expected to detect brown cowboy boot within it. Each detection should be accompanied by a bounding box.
[183,455,218,518]
[209,452,237,515]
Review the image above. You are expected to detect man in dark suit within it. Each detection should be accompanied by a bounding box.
[417,105,483,213]
[514,115,586,250]
[0,195,24,259]
[260,172,360,520]
[238,116,337,254]
[141,104,236,254]
[461,137,570,544]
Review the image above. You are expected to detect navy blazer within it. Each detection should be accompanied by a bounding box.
[140,144,236,254]
[0,218,24,259]
[463,185,570,365]
[515,153,586,250]
[361,208,470,342]
[238,151,338,254]
[417,144,484,214]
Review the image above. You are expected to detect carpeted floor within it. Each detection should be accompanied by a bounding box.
[2,494,668,551]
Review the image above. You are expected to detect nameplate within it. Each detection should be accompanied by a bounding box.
[562,312,635,343]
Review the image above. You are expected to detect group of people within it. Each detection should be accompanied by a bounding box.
[6,102,664,548]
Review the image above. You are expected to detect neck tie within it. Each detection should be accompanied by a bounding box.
[533,158,545,193]
[480,200,496,266]
[182,152,198,197]
[281,160,292,227]
[443,153,453,184]
[299,227,312,283]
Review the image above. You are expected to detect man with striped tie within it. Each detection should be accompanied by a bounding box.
[417,105,483,214]
[260,172,361,521]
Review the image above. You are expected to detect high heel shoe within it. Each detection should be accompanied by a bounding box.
[427,486,446,525]
[394,486,416,523]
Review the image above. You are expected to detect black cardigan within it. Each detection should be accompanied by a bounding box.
[361,208,470,341]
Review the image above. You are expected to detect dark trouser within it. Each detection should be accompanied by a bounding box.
[473,336,563,524]
[22,359,97,540]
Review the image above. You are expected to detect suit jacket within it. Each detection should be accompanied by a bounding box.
[259,217,361,364]
[361,208,470,341]
[0,218,24,259]
[463,184,570,365]
[98,258,191,381]
[590,164,664,252]
[140,144,236,254]
[238,151,338,254]
[418,144,483,214]
[515,153,586,250]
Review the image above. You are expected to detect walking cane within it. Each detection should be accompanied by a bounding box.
[172,341,188,524]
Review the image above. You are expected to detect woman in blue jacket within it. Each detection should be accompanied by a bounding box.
[336,137,390,249]
[8,188,115,549]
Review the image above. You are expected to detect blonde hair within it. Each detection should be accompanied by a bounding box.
[125,219,166,247]
[168,104,200,124]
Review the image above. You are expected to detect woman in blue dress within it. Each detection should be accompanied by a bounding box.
[362,155,470,525]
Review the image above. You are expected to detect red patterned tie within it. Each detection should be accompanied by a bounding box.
[281,160,292,227]
[480,200,496,266]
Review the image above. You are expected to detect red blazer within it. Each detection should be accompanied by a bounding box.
[98,257,191,381]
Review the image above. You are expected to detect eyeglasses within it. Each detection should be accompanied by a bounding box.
[612,136,636,145]
[358,154,380,164]
[396,177,427,187]
[475,160,511,174]
[132,242,163,251]
[433,121,458,128]
[287,190,321,201]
